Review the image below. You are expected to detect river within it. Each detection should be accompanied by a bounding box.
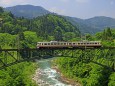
[32,57,73,86]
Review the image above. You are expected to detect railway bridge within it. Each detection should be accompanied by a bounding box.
[0,47,115,71]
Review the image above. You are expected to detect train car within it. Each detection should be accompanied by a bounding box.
[37,41,101,49]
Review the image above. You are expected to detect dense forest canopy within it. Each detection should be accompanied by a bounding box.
[0,7,80,42]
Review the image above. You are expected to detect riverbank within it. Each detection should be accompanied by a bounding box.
[51,58,82,86]
[52,66,81,86]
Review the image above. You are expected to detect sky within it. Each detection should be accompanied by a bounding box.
[0,0,115,19]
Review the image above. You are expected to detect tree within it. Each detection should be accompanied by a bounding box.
[63,32,76,41]
[102,29,107,40]
[106,27,113,40]
[86,34,93,41]
[102,28,113,40]
[106,27,112,37]
[0,46,2,54]
[18,32,25,41]
[54,26,63,41]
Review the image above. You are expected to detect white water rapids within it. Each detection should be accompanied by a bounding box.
[32,58,72,86]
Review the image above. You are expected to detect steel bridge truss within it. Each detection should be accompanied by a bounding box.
[0,47,115,70]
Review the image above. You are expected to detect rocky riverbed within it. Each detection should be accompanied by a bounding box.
[32,59,81,86]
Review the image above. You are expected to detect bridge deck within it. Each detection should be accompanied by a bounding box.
[0,47,115,51]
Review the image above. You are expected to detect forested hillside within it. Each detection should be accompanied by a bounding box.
[32,15,80,41]
[1,7,80,42]
[64,16,95,34]
[65,16,115,34]
[5,5,115,34]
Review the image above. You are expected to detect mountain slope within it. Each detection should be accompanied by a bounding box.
[0,7,80,41]
[65,16,115,34]
[64,16,94,34]
[32,14,80,41]
[5,5,115,34]
[5,5,51,18]
[85,16,115,28]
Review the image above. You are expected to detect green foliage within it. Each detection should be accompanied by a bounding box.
[63,32,76,41]
[0,10,80,41]
[85,34,94,41]
[95,32,102,39]
[0,32,39,85]
[101,40,115,47]
[0,33,16,48]
[24,31,43,48]
[54,26,63,41]
[0,62,37,86]
[95,28,115,46]
[54,56,115,86]
[33,14,80,41]
[100,27,113,40]
[19,31,25,41]
[0,11,28,34]
[108,73,115,86]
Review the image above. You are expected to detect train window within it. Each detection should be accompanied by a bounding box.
[64,43,66,45]
[61,43,63,45]
[69,43,71,45]
[81,43,83,45]
[54,43,57,45]
[58,43,60,45]
[73,43,75,45]
[44,43,47,45]
[78,43,80,45]
[95,43,97,44]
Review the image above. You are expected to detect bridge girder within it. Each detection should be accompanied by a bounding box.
[0,47,114,71]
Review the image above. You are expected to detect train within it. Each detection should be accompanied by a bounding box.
[37,41,101,48]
